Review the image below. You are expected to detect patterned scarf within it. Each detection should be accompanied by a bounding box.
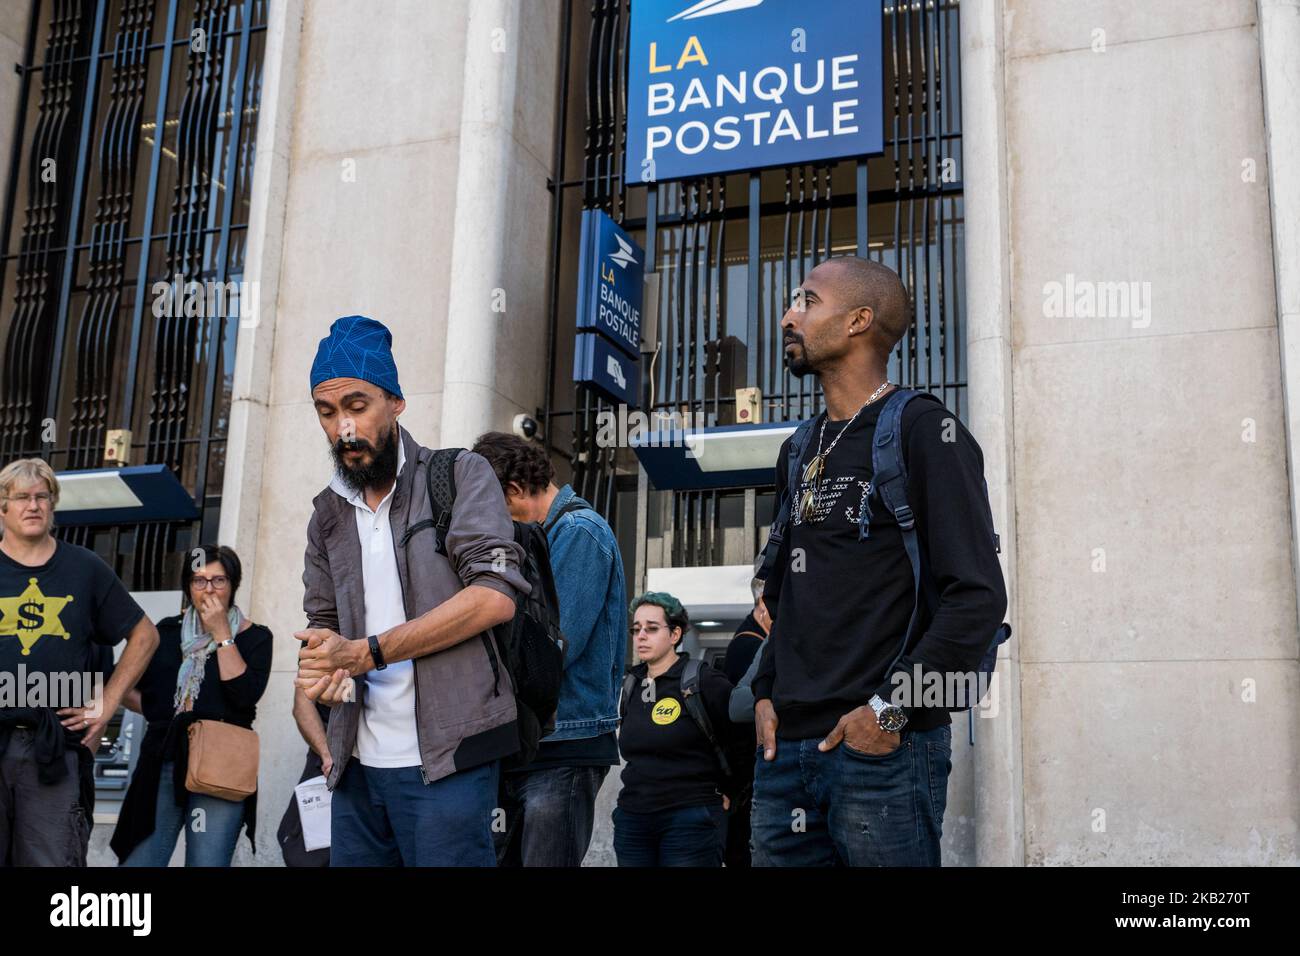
[174,604,245,715]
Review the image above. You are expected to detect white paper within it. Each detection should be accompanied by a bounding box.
[294,775,332,852]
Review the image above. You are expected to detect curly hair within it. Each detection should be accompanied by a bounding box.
[472,431,554,496]
[629,591,690,646]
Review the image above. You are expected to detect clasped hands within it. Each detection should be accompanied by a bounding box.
[294,628,369,706]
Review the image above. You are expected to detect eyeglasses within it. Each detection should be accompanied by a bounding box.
[5,492,53,507]
[191,576,230,591]
[628,623,666,637]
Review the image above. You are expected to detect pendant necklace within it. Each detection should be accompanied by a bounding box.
[799,380,893,523]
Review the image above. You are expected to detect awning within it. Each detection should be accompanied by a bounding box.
[54,465,200,526]
[631,420,799,490]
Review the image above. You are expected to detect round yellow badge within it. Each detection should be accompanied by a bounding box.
[651,697,682,725]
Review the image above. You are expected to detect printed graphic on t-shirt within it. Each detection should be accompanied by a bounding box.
[652,697,681,725]
[0,577,74,656]
[792,471,872,527]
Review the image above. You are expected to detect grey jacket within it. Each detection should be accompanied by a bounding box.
[303,427,530,788]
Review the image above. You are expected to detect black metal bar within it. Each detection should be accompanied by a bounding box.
[856,159,868,256]
[121,0,180,430]
[193,0,254,536]
[17,23,267,75]
[44,0,108,423]
[0,0,42,312]
[746,172,759,388]
[542,0,573,439]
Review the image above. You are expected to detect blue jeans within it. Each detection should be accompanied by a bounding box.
[612,803,727,867]
[330,758,499,867]
[121,761,245,867]
[495,765,609,866]
[750,725,952,867]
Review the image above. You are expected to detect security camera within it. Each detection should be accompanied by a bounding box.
[513,414,540,441]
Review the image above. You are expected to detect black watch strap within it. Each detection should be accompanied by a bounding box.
[368,634,386,671]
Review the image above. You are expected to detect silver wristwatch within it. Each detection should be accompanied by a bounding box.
[868,694,908,733]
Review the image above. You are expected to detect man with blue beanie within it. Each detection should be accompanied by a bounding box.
[294,315,530,866]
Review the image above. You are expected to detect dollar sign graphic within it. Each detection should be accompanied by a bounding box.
[18,602,43,630]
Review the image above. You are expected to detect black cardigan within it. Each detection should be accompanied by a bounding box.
[110,614,273,864]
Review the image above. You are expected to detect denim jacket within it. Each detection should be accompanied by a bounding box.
[542,485,627,740]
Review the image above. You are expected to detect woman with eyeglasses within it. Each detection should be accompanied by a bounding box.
[112,544,272,866]
[613,592,736,867]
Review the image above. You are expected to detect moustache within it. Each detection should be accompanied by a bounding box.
[334,437,375,455]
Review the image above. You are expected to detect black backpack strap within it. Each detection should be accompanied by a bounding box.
[398,447,463,555]
[680,658,731,779]
[619,672,638,719]
[542,500,588,536]
[755,417,817,582]
[870,389,939,676]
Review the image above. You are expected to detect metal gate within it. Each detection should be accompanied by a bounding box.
[543,0,966,592]
[0,0,266,589]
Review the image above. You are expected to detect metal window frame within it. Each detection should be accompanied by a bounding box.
[542,0,966,588]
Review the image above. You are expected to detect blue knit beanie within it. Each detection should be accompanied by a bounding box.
[309,315,403,399]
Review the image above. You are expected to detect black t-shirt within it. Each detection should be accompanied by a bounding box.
[616,654,734,814]
[0,541,144,707]
[753,396,1007,740]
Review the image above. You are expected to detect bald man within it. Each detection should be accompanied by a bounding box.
[750,257,1006,867]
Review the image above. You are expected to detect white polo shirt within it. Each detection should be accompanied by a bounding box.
[329,440,421,768]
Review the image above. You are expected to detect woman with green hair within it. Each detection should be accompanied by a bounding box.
[613,591,736,866]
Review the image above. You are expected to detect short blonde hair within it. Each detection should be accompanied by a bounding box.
[0,458,60,507]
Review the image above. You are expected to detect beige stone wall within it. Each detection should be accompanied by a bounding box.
[214,0,562,865]
[0,0,31,202]
[1000,0,1299,864]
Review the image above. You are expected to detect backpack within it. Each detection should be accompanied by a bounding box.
[621,658,733,781]
[753,388,1012,713]
[399,448,567,766]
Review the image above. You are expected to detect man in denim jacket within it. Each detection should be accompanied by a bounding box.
[473,432,627,867]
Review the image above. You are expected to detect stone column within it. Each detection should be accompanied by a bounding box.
[960,0,1025,867]
[438,0,562,448]
[217,0,304,600]
[0,0,33,205]
[1260,0,1300,636]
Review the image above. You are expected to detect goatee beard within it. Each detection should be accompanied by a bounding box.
[785,346,813,377]
[331,424,400,493]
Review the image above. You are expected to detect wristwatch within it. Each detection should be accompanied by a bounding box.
[868,694,907,733]
[367,634,386,671]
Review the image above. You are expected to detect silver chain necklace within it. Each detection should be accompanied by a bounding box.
[799,380,893,522]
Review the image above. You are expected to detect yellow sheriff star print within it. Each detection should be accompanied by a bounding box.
[0,578,75,656]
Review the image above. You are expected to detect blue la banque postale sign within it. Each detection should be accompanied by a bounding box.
[626,0,884,183]
[574,209,645,406]
[576,210,643,359]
